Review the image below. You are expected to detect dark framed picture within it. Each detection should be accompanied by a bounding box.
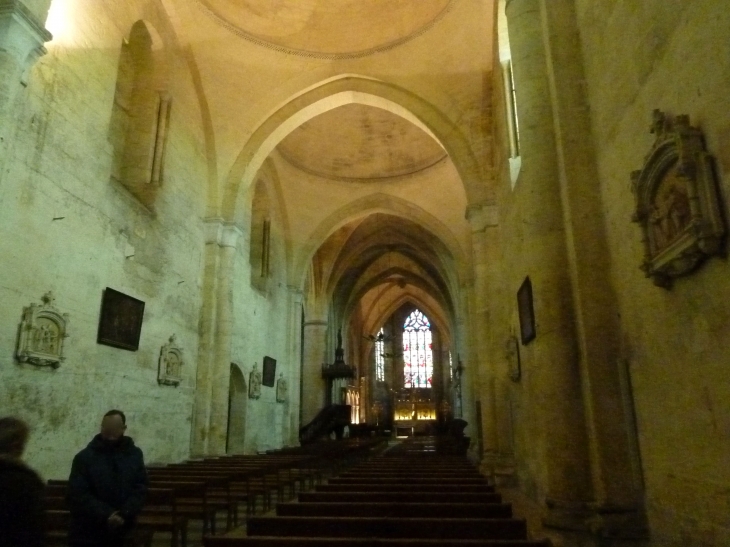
[517,276,536,345]
[262,356,277,387]
[97,288,145,351]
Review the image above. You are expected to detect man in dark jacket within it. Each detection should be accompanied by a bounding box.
[67,410,148,547]
[0,416,45,547]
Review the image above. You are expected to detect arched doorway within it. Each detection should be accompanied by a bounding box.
[226,363,247,454]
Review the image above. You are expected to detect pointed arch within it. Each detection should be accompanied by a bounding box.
[293,193,465,290]
[221,75,488,221]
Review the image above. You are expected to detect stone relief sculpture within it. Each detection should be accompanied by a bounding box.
[276,372,288,403]
[16,291,69,368]
[632,110,726,288]
[249,363,262,399]
[158,335,183,386]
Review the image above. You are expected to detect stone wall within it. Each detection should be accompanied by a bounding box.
[576,0,730,544]
[0,0,208,478]
[484,0,730,544]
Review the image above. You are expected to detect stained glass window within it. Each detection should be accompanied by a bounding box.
[375,328,385,382]
[403,310,433,388]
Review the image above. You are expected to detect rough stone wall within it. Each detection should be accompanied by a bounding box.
[0,0,208,479]
[575,1,730,544]
[485,0,730,544]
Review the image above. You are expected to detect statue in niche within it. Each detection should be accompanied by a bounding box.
[16,291,69,368]
[158,335,183,386]
[276,373,288,403]
[249,363,262,399]
[632,110,726,288]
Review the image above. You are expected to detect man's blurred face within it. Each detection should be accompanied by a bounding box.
[100,414,126,441]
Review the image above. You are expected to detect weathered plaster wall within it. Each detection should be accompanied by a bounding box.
[0,0,208,479]
[576,1,730,544]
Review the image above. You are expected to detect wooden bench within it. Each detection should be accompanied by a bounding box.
[246,516,528,540]
[327,477,490,485]
[315,483,495,493]
[137,487,189,547]
[297,492,503,504]
[204,538,551,547]
[275,502,513,519]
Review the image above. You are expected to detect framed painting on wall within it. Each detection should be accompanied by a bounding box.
[262,356,277,387]
[517,276,536,345]
[97,288,145,351]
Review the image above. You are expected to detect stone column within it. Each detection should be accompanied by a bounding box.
[467,203,500,463]
[0,1,50,115]
[301,319,328,426]
[285,286,303,445]
[538,0,644,536]
[505,0,593,526]
[191,220,241,456]
[0,1,51,173]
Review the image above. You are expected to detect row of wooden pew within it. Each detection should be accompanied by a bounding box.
[203,437,550,547]
[43,438,383,547]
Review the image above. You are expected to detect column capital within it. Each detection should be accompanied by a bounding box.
[466,202,499,232]
[0,1,52,76]
[203,218,242,248]
[303,319,328,328]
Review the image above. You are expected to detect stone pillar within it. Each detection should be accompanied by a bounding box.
[467,204,500,461]
[301,319,328,426]
[0,1,50,115]
[191,220,241,456]
[0,0,51,174]
[505,0,593,526]
[285,286,303,446]
[538,0,645,536]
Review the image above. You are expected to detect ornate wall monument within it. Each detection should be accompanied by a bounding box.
[15,291,69,368]
[632,110,726,288]
[158,334,183,386]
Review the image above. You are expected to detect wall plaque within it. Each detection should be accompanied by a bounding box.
[16,291,69,368]
[632,110,726,288]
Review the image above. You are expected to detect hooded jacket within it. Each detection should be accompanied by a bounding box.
[0,456,45,547]
[67,434,148,543]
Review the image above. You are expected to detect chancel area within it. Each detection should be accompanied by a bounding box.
[0,1,729,546]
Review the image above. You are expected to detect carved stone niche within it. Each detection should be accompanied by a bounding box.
[631,110,726,288]
[158,335,183,386]
[16,291,69,368]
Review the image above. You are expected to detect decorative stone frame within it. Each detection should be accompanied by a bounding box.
[158,335,183,386]
[16,292,69,368]
[631,110,726,288]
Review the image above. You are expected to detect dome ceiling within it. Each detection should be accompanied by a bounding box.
[277,104,447,181]
[196,0,453,58]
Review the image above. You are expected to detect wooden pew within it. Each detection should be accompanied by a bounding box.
[297,491,503,504]
[137,487,189,547]
[245,516,528,540]
[315,483,495,493]
[204,539,551,547]
[275,501,513,519]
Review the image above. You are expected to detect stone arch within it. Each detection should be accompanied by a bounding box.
[221,75,488,220]
[293,193,465,290]
[226,363,247,454]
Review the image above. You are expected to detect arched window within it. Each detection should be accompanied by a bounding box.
[375,328,385,382]
[403,310,433,388]
[109,20,171,208]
